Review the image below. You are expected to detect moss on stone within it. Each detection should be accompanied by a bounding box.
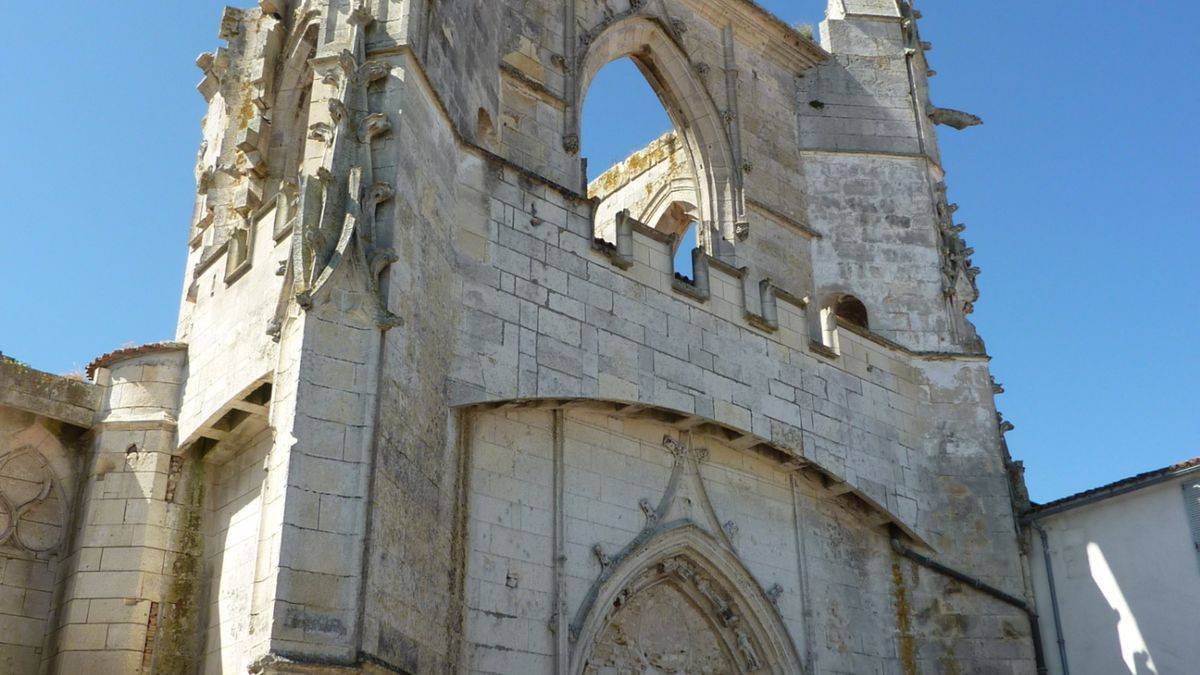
[891,556,917,675]
[154,456,206,674]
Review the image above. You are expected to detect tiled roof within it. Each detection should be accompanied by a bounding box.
[1033,456,1200,514]
[86,342,187,380]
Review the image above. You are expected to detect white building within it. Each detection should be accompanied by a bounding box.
[1028,458,1200,675]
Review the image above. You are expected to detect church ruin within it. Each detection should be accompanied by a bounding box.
[0,1,1045,672]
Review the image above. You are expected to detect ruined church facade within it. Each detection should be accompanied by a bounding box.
[0,0,1040,673]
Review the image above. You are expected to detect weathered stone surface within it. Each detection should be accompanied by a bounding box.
[0,358,99,429]
[1,1,1042,673]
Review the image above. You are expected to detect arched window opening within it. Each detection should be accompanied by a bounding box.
[581,57,672,183]
[582,56,704,261]
[835,295,870,330]
[673,221,699,282]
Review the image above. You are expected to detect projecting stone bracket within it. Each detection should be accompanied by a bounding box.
[928,105,983,130]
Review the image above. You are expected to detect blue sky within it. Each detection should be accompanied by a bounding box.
[1,2,1196,502]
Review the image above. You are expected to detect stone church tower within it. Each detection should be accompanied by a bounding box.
[0,0,1041,673]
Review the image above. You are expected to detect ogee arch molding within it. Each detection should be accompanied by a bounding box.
[570,523,804,674]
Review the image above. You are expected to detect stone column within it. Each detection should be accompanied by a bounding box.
[46,345,190,673]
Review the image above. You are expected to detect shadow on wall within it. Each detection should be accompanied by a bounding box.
[1085,543,1158,674]
[202,438,269,672]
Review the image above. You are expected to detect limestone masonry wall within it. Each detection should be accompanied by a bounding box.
[0,1,1030,673]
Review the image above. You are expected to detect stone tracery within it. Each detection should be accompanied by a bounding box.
[585,565,743,674]
[574,534,800,674]
[570,433,804,674]
[0,448,66,555]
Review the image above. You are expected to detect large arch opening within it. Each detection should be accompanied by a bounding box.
[578,17,739,267]
[583,58,701,281]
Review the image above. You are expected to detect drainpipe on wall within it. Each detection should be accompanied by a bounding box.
[889,535,1049,675]
[1030,521,1070,675]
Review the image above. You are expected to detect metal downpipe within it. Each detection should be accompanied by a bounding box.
[1031,521,1070,674]
[890,536,1049,675]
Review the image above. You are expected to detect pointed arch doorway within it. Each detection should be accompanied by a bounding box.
[571,525,804,674]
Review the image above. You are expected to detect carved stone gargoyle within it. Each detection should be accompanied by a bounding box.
[928,106,983,130]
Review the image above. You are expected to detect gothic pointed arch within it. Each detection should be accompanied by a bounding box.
[576,16,741,253]
[640,174,701,243]
[272,21,320,182]
[571,524,804,674]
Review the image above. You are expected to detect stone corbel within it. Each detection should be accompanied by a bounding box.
[307,122,334,144]
[328,98,349,127]
[238,145,269,179]
[348,0,374,28]
[998,413,1015,435]
[355,60,392,86]
[229,176,263,217]
[562,133,580,155]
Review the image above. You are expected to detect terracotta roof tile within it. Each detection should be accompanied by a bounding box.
[86,342,187,380]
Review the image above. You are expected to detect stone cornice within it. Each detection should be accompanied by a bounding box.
[835,317,989,362]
